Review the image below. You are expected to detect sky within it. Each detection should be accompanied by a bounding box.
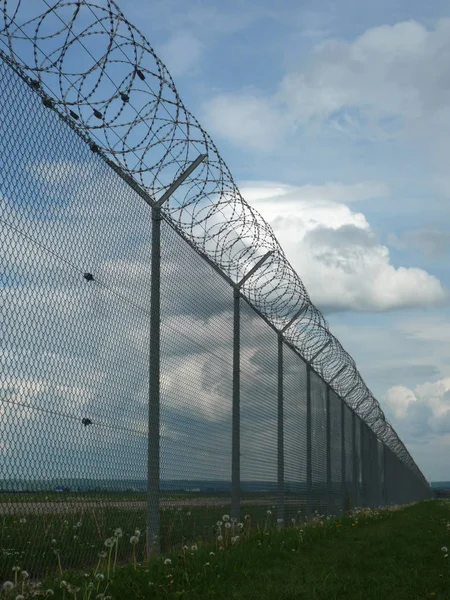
[1,0,449,486]
[121,0,450,481]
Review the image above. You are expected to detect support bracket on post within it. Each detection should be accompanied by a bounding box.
[328,365,347,386]
[236,250,274,289]
[310,339,331,363]
[280,305,308,334]
[155,153,207,208]
[344,382,359,400]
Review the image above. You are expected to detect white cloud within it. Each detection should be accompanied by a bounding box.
[203,18,450,147]
[385,378,450,437]
[159,31,203,77]
[240,181,447,312]
[202,93,286,150]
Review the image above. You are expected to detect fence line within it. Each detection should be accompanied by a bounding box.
[0,0,432,574]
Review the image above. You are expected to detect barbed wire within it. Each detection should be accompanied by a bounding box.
[0,0,427,483]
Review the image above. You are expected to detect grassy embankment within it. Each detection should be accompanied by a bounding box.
[1,499,449,599]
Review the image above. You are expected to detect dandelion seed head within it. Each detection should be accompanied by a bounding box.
[98,551,107,558]
[210,551,215,556]
[21,571,29,579]
[191,544,198,551]
[2,582,14,592]
[217,535,223,541]
[12,566,21,572]
[46,591,55,597]
[104,538,115,548]
[267,510,272,516]
[134,529,141,537]
[244,514,250,520]
[130,535,139,544]
[164,558,172,565]
[216,521,222,528]
[441,546,448,553]
[237,522,244,529]
[222,515,230,522]
[114,528,123,538]
[19,518,26,524]
[225,522,231,529]
[15,595,25,600]
[95,574,104,581]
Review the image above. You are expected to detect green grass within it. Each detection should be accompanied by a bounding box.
[2,500,449,599]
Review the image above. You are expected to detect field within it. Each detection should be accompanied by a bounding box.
[1,498,449,599]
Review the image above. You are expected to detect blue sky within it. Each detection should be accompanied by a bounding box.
[122,0,450,480]
[1,0,450,485]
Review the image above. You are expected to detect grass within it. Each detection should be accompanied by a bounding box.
[1,499,449,599]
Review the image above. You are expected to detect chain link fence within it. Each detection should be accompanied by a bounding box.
[0,0,433,579]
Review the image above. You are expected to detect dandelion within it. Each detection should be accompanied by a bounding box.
[217,535,223,541]
[209,552,215,556]
[186,511,191,516]
[277,518,283,524]
[67,583,81,595]
[183,545,189,551]
[60,581,68,589]
[95,574,104,582]
[76,521,82,528]
[46,592,55,598]
[204,562,210,566]
[267,510,272,516]
[225,522,231,529]
[216,521,222,528]
[2,582,14,592]
[441,546,448,553]
[51,539,57,545]
[164,558,172,566]
[244,514,251,520]
[191,544,198,551]
[98,551,107,559]
[15,595,25,600]
[134,529,141,537]
[114,528,123,538]
[21,571,29,580]
[130,535,139,544]
[237,523,244,530]
[222,515,230,522]
[19,518,26,524]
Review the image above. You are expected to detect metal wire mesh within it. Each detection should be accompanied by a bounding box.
[283,345,307,522]
[240,299,278,519]
[329,391,343,514]
[344,404,354,510]
[159,219,233,549]
[0,0,434,579]
[310,372,327,514]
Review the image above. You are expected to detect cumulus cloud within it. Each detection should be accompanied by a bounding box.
[384,378,450,439]
[240,181,446,312]
[203,18,450,147]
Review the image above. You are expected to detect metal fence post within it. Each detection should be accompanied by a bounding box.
[306,364,312,518]
[147,154,207,554]
[277,335,284,527]
[148,204,162,554]
[231,287,241,522]
[326,385,332,514]
[341,399,346,513]
[352,411,358,509]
